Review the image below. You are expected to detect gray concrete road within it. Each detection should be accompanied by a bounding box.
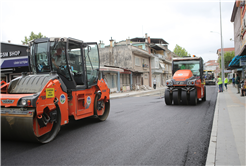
[1,86,217,166]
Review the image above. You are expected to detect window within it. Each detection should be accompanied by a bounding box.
[135,56,140,66]
[34,42,49,73]
[84,44,99,86]
[173,60,200,76]
[50,42,71,80]
[68,41,84,85]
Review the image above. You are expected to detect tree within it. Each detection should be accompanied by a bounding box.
[218,51,235,68]
[22,31,46,45]
[173,44,191,57]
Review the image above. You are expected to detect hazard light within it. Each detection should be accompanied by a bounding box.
[27,100,31,106]
[187,80,195,86]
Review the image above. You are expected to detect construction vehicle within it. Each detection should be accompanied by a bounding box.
[1,37,110,143]
[164,56,206,105]
[203,70,216,85]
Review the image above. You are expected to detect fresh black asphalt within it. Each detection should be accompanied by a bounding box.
[1,86,217,165]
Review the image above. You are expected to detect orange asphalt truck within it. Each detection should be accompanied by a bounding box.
[1,37,110,143]
[165,56,206,105]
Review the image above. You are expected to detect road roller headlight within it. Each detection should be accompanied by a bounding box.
[21,99,27,106]
[21,99,32,106]
[166,80,173,86]
[188,80,195,86]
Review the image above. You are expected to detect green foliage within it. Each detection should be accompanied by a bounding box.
[173,44,191,57]
[218,51,235,68]
[21,31,46,44]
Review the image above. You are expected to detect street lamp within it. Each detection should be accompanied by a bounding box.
[219,0,225,92]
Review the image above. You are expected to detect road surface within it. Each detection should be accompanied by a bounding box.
[1,85,217,165]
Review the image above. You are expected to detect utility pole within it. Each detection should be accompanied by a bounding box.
[220,0,225,92]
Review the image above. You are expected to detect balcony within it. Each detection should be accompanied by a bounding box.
[154,53,168,60]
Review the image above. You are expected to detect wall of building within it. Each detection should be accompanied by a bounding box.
[99,45,133,70]
[234,6,241,55]
[133,54,150,72]
[132,43,146,51]
[204,65,217,71]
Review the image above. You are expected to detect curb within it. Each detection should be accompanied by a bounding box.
[206,93,219,166]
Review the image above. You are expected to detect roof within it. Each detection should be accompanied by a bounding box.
[130,37,168,45]
[206,63,219,66]
[0,42,28,47]
[173,57,202,61]
[217,47,234,54]
[205,60,219,66]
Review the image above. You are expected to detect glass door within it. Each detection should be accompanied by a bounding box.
[84,43,99,87]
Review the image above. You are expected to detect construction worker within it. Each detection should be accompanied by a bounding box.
[217,75,223,92]
[224,76,228,90]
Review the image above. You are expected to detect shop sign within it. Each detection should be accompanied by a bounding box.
[1,57,29,68]
[0,51,21,58]
[240,58,246,66]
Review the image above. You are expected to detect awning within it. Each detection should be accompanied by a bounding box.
[228,55,246,69]
[99,66,124,73]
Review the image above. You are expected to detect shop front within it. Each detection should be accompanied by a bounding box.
[1,42,30,82]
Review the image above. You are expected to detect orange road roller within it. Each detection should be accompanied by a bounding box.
[165,56,206,105]
[1,37,110,143]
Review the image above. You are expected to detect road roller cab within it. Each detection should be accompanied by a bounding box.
[1,37,110,143]
[164,56,206,105]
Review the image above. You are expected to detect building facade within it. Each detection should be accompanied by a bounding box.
[99,34,177,92]
[230,0,246,79]
[1,42,29,82]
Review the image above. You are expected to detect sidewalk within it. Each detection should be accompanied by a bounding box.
[109,86,166,99]
[206,84,245,166]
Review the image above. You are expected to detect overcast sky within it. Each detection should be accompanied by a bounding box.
[0,0,235,63]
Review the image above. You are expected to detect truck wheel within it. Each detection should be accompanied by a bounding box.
[181,91,188,105]
[173,90,180,105]
[190,89,197,105]
[94,95,110,122]
[202,86,206,101]
[165,89,173,105]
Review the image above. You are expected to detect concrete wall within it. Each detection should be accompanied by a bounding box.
[99,45,133,70]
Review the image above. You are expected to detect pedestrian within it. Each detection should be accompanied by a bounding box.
[153,78,157,89]
[241,80,246,96]
[235,74,240,94]
[224,75,228,90]
[232,74,235,87]
[217,75,223,92]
